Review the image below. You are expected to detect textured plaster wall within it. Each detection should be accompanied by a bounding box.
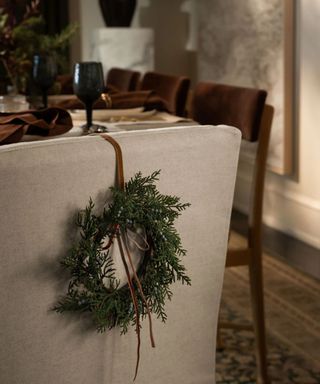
[68,0,105,63]
[139,0,197,81]
[231,0,320,247]
[197,0,286,172]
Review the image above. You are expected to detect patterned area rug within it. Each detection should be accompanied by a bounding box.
[216,232,320,384]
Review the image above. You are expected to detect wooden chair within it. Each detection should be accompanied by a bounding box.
[106,67,140,92]
[140,71,190,116]
[192,81,274,384]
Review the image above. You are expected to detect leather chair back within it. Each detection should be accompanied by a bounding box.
[106,67,141,92]
[140,71,190,116]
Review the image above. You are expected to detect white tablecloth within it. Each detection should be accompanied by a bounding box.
[22,110,195,142]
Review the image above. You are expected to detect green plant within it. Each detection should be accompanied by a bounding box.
[0,0,77,93]
[55,170,191,332]
[54,170,191,379]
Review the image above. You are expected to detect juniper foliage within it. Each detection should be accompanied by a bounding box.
[54,170,191,333]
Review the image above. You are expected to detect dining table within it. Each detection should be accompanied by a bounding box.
[0,93,197,146]
[19,95,196,142]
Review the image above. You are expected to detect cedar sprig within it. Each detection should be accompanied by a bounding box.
[54,170,191,333]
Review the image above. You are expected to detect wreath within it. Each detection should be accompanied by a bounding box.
[54,135,191,379]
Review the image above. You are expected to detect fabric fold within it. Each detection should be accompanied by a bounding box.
[55,90,171,114]
[0,107,73,145]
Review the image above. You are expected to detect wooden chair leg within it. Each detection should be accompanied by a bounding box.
[216,323,224,351]
[249,250,269,384]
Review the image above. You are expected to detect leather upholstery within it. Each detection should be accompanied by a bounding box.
[106,67,141,92]
[140,71,190,117]
[56,74,73,94]
[192,82,267,142]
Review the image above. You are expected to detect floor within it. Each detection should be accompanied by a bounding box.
[216,231,320,383]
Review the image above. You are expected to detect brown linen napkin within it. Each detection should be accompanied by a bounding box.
[0,107,73,145]
[55,90,172,113]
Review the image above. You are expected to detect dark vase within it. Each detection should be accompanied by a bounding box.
[99,0,137,27]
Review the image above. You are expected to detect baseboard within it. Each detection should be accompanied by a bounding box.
[234,163,320,249]
[231,210,320,281]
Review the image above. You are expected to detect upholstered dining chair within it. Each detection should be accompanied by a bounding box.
[139,71,190,116]
[192,82,274,384]
[106,67,141,92]
[0,125,241,384]
[56,74,74,94]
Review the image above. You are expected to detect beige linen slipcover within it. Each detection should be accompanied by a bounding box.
[0,125,241,384]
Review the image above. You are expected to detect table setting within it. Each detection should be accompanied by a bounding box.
[0,60,194,145]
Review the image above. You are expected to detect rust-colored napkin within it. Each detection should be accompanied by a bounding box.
[56,90,171,113]
[0,107,73,145]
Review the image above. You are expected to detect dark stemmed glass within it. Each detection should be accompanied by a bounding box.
[73,61,105,132]
[32,55,57,108]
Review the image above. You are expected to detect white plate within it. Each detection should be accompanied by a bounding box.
[0,95,29,113]
[69,108,156,121]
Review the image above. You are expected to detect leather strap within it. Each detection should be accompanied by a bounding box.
[117,234,141,381]
[101,133,124,190]
[100,134,155,380]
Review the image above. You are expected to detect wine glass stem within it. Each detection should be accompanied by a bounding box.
[42,90,48,109]
[85,101,93,128]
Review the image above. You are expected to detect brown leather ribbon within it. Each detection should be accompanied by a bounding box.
[116,234,142,381]
[122,230,156,348]
[101,133,155,380]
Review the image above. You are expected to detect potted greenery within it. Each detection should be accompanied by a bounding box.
[0,0,77,94]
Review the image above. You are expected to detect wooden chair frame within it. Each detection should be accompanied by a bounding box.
[191,81,274,383]
[221,104,274,384]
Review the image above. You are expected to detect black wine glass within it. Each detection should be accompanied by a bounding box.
[32,55,57,108]
[73,61,106,132]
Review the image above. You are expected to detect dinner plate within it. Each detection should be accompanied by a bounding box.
[0,95,29,113]
[69,108,156,122]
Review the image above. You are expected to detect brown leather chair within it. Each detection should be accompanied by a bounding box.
[56,74,74,94]
[192,82,274,384]
[106,67,140,92]
[140,71,190,116]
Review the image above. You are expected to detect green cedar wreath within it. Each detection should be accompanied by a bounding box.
[54,170,191,335]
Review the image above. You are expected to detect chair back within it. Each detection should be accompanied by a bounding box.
[140,71,190,116]
[192,82,273,242]
[192,82,267,142]
[56,74,74,94]
[106,67,141,92]
[0,125,241,384]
